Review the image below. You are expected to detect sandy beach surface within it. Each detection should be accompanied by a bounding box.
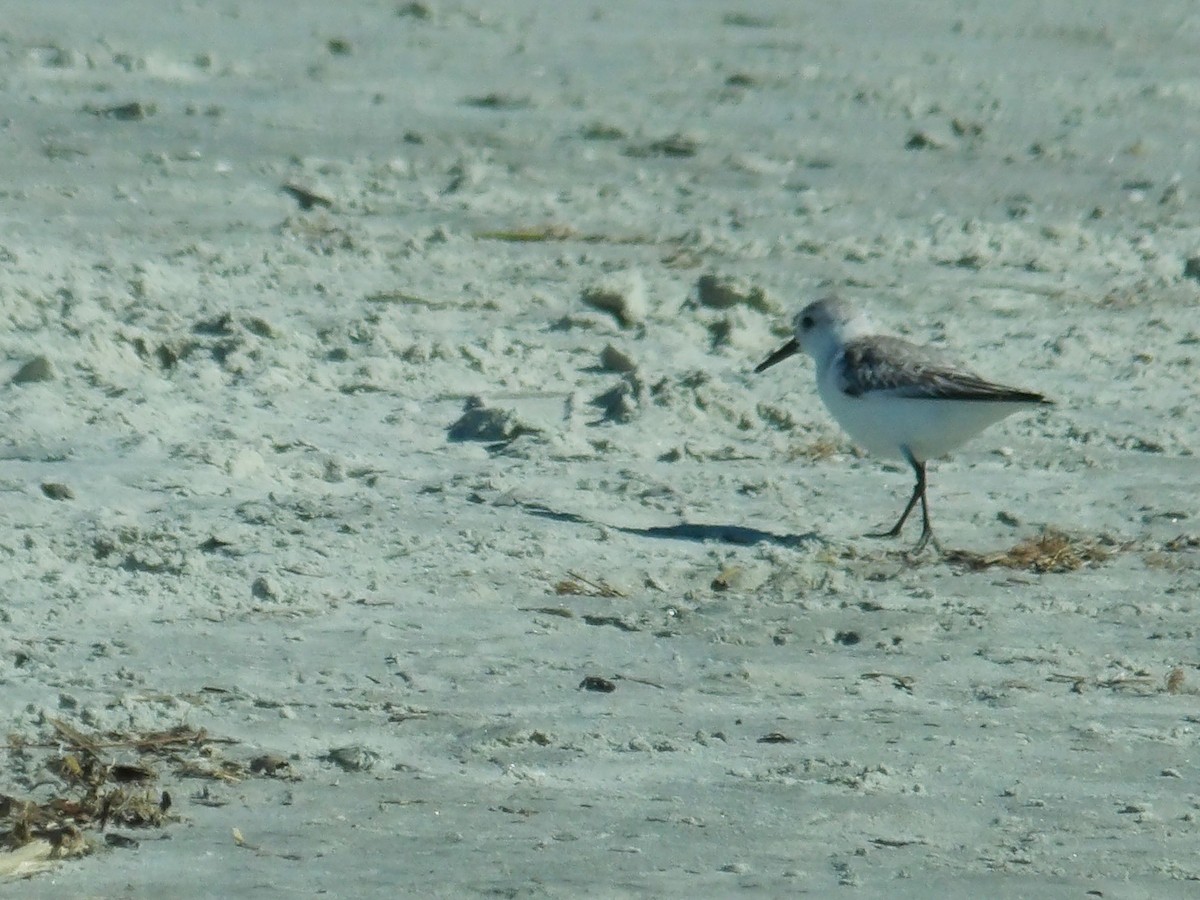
[2,1,1199,896]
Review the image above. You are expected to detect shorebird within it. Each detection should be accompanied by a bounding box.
[755,297,1052,552]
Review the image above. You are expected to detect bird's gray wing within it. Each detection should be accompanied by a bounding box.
[837,337,1050,403]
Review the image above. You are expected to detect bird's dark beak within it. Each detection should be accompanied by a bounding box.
[754,338,800,374]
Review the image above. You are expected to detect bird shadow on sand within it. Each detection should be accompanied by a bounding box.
[516,501,819,549]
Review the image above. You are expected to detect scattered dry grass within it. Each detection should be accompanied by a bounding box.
[945,530,1111,573]
[553,571,626,598]
[474,223,657,245]
[474,223,579,242]
[786,437,843,463]
[1046,667,1189,696]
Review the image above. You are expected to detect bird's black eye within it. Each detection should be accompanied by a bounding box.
[800,315,814,330]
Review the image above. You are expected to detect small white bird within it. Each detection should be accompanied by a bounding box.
[755,297,1052,552]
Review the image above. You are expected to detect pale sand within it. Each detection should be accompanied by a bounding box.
[2,1,1199,896]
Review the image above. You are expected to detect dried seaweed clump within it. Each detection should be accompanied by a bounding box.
[0,720,247,880]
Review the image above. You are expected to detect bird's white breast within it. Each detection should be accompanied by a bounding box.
[816,354,1034,462]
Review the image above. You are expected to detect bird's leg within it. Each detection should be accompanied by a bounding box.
[909,463,938,553]
[866,482,921,539]
[906,452,942,554]
[868,449,940,553]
